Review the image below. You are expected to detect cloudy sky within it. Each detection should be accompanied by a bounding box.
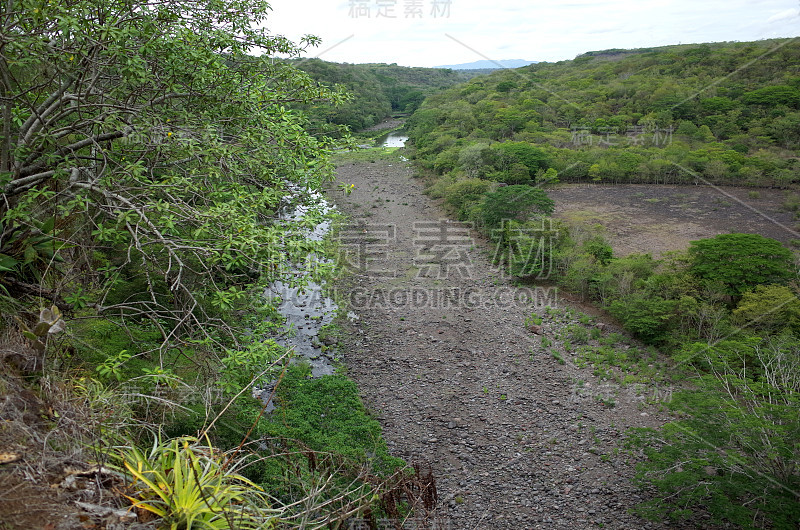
[263,0,800,67]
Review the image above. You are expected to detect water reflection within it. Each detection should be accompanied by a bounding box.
[376,129,408,148]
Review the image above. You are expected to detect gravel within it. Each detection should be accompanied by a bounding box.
[330,157,679,529]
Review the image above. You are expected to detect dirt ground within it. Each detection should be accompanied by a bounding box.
[549,183,798,257]
[329,156,688,529]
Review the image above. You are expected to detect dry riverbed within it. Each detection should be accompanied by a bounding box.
[329,155,686,529]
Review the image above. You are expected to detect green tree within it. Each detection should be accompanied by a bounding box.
[688,234,795,299]
[493,142,549,175]
[444,178,491,220]
[742,85,800,107]
[675,120,699,136]
[630,335,800,529]
[732,284,800,332]
[696,124,716,142]
[535,167,560,185]
[608,294,675,344]
[458,143,491,178]
[480,185,554,229]
[1,0,346,356]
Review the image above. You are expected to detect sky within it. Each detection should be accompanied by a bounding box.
[263,0,800,67]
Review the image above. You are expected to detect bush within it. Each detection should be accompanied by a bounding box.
[566,324,590,345]
[112,436,277,529]
[444,178,491,219]
[609,295,676,344]
[688,233,795,299]
[480,185,554,230]
[629,336,800,528]
[582,236,613,265]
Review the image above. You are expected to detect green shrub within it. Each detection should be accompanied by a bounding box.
[262,366,404,475]
[444,178,491,219]
[566,324,590,345]
[480,185,554,229]
[582,235,613,265]
[609,295,676,344]
[629,339,800,528]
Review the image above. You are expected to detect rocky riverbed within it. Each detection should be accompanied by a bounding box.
[328,154,685,529]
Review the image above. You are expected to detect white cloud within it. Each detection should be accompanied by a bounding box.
[263,0,800,66]
[766,7,800,22]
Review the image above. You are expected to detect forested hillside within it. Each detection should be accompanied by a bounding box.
[293,59,466,131]
[408,39,800,187]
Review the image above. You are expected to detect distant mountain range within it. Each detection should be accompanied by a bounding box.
[436,59,537,70]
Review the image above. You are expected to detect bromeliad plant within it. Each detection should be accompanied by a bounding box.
[113,435,279,529]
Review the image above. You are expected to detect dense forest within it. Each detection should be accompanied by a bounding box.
[292,59,468,131]
[404,38,800,529]
[408,39,800,187]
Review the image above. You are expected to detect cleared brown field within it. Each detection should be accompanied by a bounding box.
[549,184,799,256]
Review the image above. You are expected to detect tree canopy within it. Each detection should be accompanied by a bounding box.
[481,185,554,229]
[0,0,348,357]
[688,233,795,298]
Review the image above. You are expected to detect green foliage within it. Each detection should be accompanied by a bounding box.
[525,313,543,326]
[217,341,284,395]
[263,366,404,474]
[582,236,613,265]
[629,336,800,529]
[113,436,277,529]
[443,178,491,220]
[566,324,590,345]
[480,185,555,229]
[0,217,65,284]
[609,295,675,344]
[536,167,560,185]
[1,0,347,362]
[0,1,414,526]
[689,234,795,298]
[96,350,133,382]
[407,38,800,188]
[494,142,549,175]
[742,85,800,107]
[732,284,800,332]
[294,59,466,131]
